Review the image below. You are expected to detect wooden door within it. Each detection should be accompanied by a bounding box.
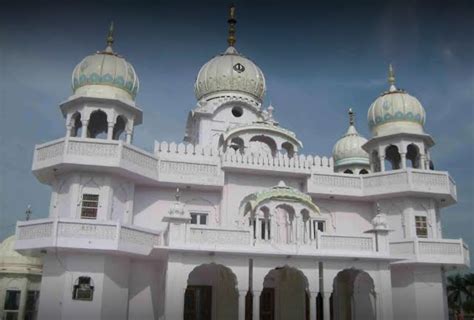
[184,286,212,320]
[260,288,275,320]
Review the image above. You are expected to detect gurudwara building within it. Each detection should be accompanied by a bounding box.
[14,6,470,320]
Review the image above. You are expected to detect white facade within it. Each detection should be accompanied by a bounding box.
[14,13,469,320]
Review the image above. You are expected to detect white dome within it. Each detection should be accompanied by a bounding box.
[332,124,369,167]
[71,27,139,101]
[194,46,266,102]
[0,236,42,274]
[368,67,426,137]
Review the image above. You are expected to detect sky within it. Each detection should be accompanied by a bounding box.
[0,0,473,266]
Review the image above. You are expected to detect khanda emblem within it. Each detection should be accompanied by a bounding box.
[233,63,245,73]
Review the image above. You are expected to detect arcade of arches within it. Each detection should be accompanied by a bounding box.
[182,263,377,320]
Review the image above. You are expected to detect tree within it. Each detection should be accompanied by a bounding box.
[447,273,474,317]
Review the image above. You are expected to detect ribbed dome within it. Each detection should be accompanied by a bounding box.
[0,236,42,274]
[368,66,425,136]
[194,46,266,102]
[332,124,369,167]
[71,25,139,101]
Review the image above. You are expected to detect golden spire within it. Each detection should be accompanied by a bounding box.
[388,63,396,87]
[106,21,114,50]
[227,4,237,47]
[348,108,355,126]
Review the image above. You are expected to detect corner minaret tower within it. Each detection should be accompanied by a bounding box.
[63,23,142,143]
[363,64,434,172]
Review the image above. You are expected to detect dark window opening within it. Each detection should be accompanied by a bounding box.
[87,110,108,139]
[73,276,94,301]
[81,194,99,219]
[231,106,243,117]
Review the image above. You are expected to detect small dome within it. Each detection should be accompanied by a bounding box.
[332,109,369,168]
[0,236,42,274]
[332,125,369,167]
[367,65,425,136]
[71,24,139,101]
[194,46,266,102]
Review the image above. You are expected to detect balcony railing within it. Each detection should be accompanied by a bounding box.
[390,238,470,267]
[308,169,456,204]
[15,218,163,256]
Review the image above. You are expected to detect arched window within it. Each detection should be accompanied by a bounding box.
[249,135,277,157]
[87,110,108,139]
[70,112,82,137]
[73,276,94,301]
[281,142,295,158]
[113,115,127,141]
[359,169,369,175]
[385,145,401,170]
[406,144,420,168]
[343,169,353,174]
[229,137,245,154]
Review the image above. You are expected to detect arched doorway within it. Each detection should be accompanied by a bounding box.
[332,269,376,320]
[185,263,238,320]
[261,266,310,320]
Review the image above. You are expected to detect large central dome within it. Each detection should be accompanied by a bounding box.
[194,5,266,102]
[194,47,266,102]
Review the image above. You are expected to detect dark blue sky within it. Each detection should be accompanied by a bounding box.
[1,0,473,265]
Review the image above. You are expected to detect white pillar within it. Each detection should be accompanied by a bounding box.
[420,154,426,170]
[400,152,407,169]
[126,130,133,143]
[309,291,317,320]
[81,120,89,138]
[323,291,332,320]
[256,218,261,243]
[238,290,247,320]
[164,259,187,320]
[107,122,115,140]
[66,124,72,137]
[380,155,386,172]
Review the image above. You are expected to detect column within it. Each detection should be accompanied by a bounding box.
[255,218,261,243]
[81,120,89,138]
[323,292,332,320]
[126,130,133,143]
[309,291,317,320]
[400,153,407,169]
[379,155,386,172]
[66,124,72,137]
[252,290,261,320]
[238,290,247,320]
[107,121,115,140]
[420,154,426,170]
[164,259,187,320]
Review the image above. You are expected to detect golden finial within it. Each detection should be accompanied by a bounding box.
[106,21,114,49]
[227,4,237,47]
[388,63,396,86]
[348,108,355,126]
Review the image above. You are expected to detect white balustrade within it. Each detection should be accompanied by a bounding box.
[390,238,468,267]
[15,219,162,256]
[318,234,375,252]
[188,226,251,246]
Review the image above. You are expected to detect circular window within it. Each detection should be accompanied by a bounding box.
[231,106,243,118]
